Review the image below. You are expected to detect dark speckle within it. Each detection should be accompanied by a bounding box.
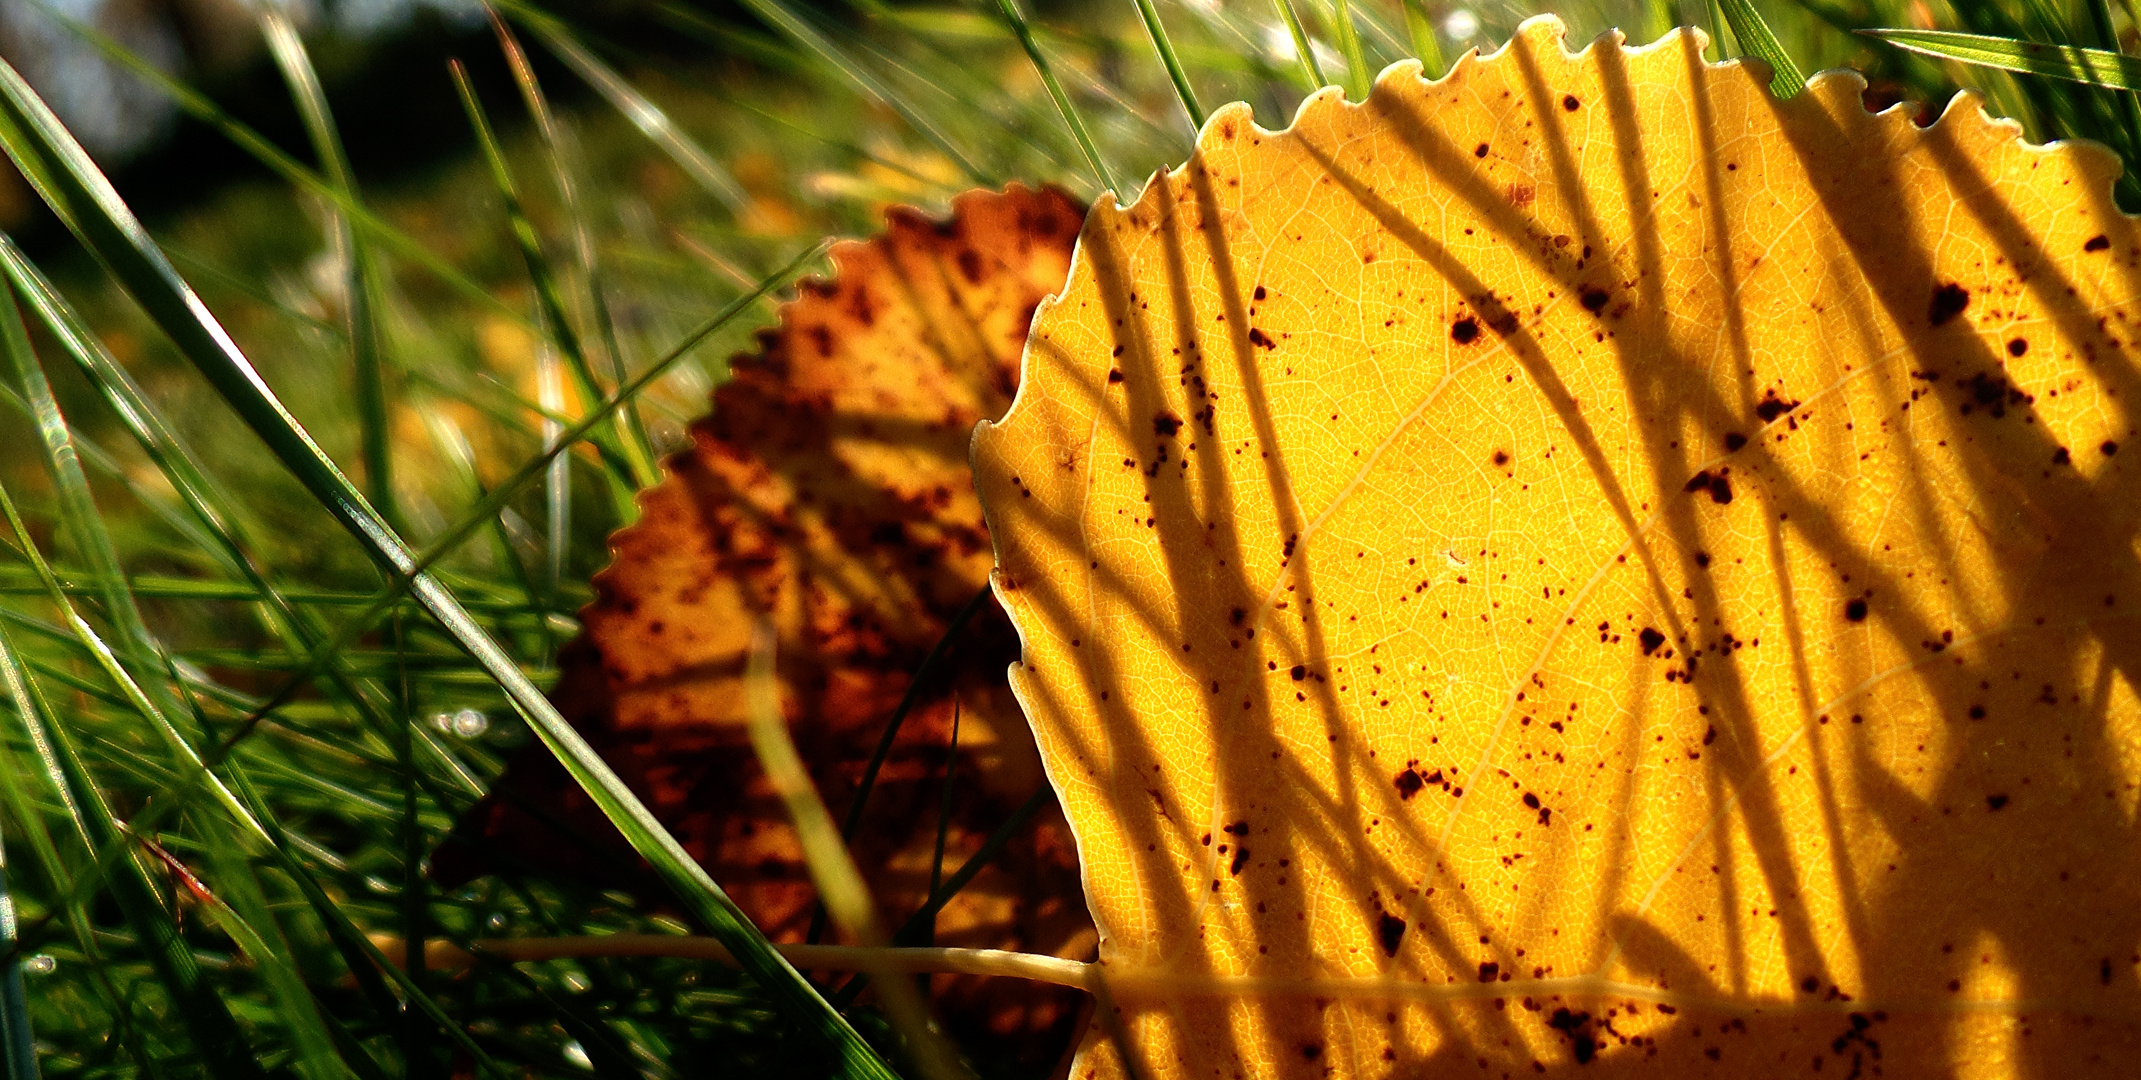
[1492,449,1510,467]
[1684,470,1715,494]
[1253,285,1267,301]
[1548,1009,1597,1065]
[1451,317,1481,344]
[1755,395,1799,422]
[1724,432,1747,451]
[1248,327,1276,349]
[1475,142,1490,158]
[1377,913,1407,957]
[2086,234,2112,252]
[1707,475,1734,504]
[1230,845,1250,875]
[1291,665,1307,681]
[1523,792,1541,810]
[1153,412,1182,437]
[1395,768,1425,799]
[1801,976,1820,994]
[1301,1044,1322,1062]
[1987,794,2010,811]
[1562,94,1581,111]
[2008,338,2029,357]
[1929,282,1970,327]
[1639,627,1666,655]
[1108,369,1124,384]
[2054,446,2072,465]
[1580,288,1610,313]
[1478,961,1500,983]
[2104,440,2121,457]
[1846,599,1869,622]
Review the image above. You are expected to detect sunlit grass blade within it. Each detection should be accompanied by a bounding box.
[490,11,655,540]
[2079,0,2141,154]
[450,60,657,500]
[1330,0,1370,98]
[0,61,895,1073]
[1403,0,1443,76]
[1715,0,1807,97]
[745,622,967,1080]
[730,0,994,182]
[1129,0,1206,130]
[3,279,342,1073]
[1271,0,1328,90]
[0,581,265,1078]
[830,783,1052,1008]
[497,1,749,211]
[0,276,182,727]
[1858,28,2141,90]
[991,0,1117,194]
[0,477,267,845]
[256,1,398,531]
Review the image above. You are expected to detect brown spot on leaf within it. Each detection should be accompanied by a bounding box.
[1929,282,1970,326]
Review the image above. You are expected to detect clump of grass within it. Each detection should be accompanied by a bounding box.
[0,0,2133,1076]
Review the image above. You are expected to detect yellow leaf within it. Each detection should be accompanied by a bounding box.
[975,18,2141,1077]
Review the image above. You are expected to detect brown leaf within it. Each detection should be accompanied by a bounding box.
[436,185,1092,1063]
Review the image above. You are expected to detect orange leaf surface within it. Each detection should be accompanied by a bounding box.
[975,21,2141,1077]
[436,185,1093,1061]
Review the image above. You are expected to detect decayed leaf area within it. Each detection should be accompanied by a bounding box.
[435,186,1093,1061]
[976,19,2141,1078]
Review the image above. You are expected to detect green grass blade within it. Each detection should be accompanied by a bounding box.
[0,235,489,809]
[489,14,657,540]
[1715,0,1807,97]
[1403,0,1444,76]
[185,835,351,1080]
[991,0,1118,195]
[0,477,268,846]
[0,61,894,1077]
[31,0,527,327]
[222,765,506,1080]
[256,2,399,532]
[391,614,433,1078]
[728,0,994,182]
[499,4,749,211]
[1330,0,1370,98]
[0,277,180,726]
[0,822,38,1080]
[449,60,657,500]
[1130,0,1207,129]
[1856,29,2141,90]
[222,241,825,750]
[1272,0,1328,90]
[0,592,266,1079]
